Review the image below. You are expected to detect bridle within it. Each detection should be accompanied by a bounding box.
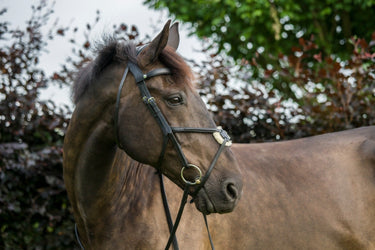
[75,45,232,250]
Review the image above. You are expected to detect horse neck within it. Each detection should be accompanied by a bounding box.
[108,150,158,212]
[63,94,115,208]
[86,152,160,246]
[63,92,160,241]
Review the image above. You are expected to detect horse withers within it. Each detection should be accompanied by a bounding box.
[63,20,243,248]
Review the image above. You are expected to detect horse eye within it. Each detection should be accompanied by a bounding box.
[166,95,183,105]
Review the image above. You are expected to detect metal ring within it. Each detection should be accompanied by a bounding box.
[181,164,202,185]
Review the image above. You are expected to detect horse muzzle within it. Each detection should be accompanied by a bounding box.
[193,176,242,214]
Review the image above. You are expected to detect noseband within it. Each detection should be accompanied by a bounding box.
[75,46,232,250]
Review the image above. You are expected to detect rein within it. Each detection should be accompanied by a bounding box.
[75,46,232,250]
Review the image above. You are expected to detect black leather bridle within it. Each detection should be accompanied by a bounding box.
[75,46,232,250]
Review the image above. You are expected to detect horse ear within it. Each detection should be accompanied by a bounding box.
[168,22,179,50]
[138,20,171,67]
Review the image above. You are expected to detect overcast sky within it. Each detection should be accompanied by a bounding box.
[1,0,204,108]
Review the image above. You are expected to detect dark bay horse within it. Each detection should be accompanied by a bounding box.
[64,21,375,249]
[64,20,243,249]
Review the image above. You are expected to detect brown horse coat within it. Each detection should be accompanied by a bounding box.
[66,126,375,249]
[163,126,375,249]
[63,20,375,249]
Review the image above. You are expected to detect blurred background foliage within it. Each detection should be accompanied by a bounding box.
[1,1,79,248]
[1,0,374,248]
[145,0,375,59]
[145,0,375,140]
[0,1,146,248]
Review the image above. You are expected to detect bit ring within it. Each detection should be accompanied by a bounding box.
[181,164,202,185]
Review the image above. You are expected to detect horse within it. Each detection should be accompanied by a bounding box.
[63,20,243,249]
[63,20,375,249]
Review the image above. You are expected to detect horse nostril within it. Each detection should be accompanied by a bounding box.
[225,182,239,201]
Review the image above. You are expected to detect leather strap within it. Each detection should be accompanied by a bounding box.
[114,67,129,149]
[159,172,179,250]
[172,127,218,133]
[75,223,85,250]
[165,185,190,250]
[146,68,171,79]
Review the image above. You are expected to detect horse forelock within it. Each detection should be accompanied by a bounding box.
[72,37,137,104]
[72,37,193,105]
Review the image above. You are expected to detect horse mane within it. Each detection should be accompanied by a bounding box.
[72,36,193,105]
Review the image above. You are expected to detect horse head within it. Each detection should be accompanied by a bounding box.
[71,20,243,215]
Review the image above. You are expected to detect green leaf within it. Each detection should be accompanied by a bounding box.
[320,7,332,16]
